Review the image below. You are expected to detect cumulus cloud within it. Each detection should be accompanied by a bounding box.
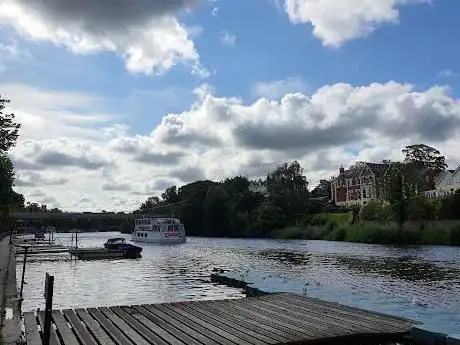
[7,81,460,211]
[0,0,207,75]
[437,69,457,78]
[253,77,309,99]
[283,0,429,46]
[15,171,69,187]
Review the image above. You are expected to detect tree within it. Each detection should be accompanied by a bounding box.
[254,204,286,236]
[0,155,14,220]
[161,186,179,203]
[266,161,308,196]
[203,185,229,236]
[376,162,420,226]
[402,144,447,173]
[311,179,331,199]
[0,95,21,152]
[222,176,250,196]
[140,196,161,212]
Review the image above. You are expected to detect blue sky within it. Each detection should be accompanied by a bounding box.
[1,0,460,210]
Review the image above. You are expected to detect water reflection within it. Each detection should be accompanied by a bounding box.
[335,255,460,282]
[256,249,311,266]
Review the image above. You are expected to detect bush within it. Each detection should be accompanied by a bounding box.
[270,226,304,240]
[360,201,393,222]
[407,196,436,221]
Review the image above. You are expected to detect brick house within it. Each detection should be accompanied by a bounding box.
[330,163,387,207]
[330,162,437,207]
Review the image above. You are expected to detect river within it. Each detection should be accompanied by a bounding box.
[17,232,460,336]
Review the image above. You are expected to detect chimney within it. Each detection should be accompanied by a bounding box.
[339,165,345,175]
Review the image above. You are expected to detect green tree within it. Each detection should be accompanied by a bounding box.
[376,162,420,226]
[311,179,332,199]
[360,200,393,222]
[222,176,250,196]
[406,196,436,221]
[266,161,308,197]
[254,203,286,236]
[0,155,14,220]
[0,95,21,153]
[402,144,447,173]
[203,185,229,236]
[161,186,179,203]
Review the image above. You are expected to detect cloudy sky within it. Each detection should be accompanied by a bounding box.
[1,0,460,211]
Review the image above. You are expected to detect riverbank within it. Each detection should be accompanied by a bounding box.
[270,220,460,246]
[0,235,20,345]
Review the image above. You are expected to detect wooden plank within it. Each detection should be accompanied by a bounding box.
[178,302,278,344]
[276,293,412,332]
[131,305,204,345]
[52,311,80,345]
[263,295,397,334]
[120,306,186,345]
[75,309,116,345]
[208,299,311,341]
[98,307,150,345]
[24,312,41,345]
[280,292,414,327]
[38,311,61,345]
[162,303,253,345]
[62,309,98,345]
[227,299,322,340]
[241,298,345,339]
[142,304,222,345]
[256,296,376,335]
[204,300,298,342]
[174,302,268,345]
[110,306,169,345]
[155,304,237,345]
[87,308,134,345]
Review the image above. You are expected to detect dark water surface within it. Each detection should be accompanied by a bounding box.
[17,232,460,335]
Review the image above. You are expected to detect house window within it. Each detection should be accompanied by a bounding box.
[362,189,367,199]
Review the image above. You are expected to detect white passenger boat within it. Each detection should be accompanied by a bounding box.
[131,217,186,244]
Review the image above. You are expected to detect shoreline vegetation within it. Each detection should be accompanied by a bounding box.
[269,213,460,246]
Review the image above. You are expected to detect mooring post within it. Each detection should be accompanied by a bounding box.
[19,246,29,310]
[43,273,54,345]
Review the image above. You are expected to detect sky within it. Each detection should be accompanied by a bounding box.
[1,0,460,212]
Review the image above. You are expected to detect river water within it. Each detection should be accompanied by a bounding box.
[17,232,460,336]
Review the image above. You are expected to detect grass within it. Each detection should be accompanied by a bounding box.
[270,219,460,246]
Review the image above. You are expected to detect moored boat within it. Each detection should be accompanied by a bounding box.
[132,217,186,244]
[103,238,142,258]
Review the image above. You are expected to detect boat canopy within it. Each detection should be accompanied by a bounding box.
[106,238,126,244]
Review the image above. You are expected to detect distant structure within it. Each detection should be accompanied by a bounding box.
[330,162,437,207]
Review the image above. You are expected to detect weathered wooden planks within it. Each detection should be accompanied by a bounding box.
[23,293,417,345]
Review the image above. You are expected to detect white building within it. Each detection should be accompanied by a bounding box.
[434,165,460,196]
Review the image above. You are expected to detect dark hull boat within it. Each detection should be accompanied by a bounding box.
[103,238,142,259]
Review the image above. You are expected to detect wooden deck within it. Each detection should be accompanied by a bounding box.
[24,293,417,345]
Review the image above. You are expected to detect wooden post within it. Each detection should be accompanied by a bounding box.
[19,246,28,310]
[43,273,54,345]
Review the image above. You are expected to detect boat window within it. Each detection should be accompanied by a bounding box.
[168,225,173,231]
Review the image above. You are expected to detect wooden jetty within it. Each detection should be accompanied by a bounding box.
[23,292,419,345]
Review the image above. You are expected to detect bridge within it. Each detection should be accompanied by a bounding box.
[9,212,169,220]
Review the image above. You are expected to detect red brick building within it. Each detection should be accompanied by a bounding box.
[330,162,437,207]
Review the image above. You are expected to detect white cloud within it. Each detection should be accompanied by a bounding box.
[6,81,460,212]
[0,0,208,76]
[283,0,429,46]
[437,69,457,78]
[220,31,236,46]
[253,77,309,99]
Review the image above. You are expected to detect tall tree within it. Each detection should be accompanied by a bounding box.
[402,144,447,173]
[0,154,14,217]
[376,161,421,226]
[0,95,21,152]
[311,179,332,199]
[266,161,308,196]
[161,186,179,203]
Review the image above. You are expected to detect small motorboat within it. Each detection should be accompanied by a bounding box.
[103,238,142,258]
